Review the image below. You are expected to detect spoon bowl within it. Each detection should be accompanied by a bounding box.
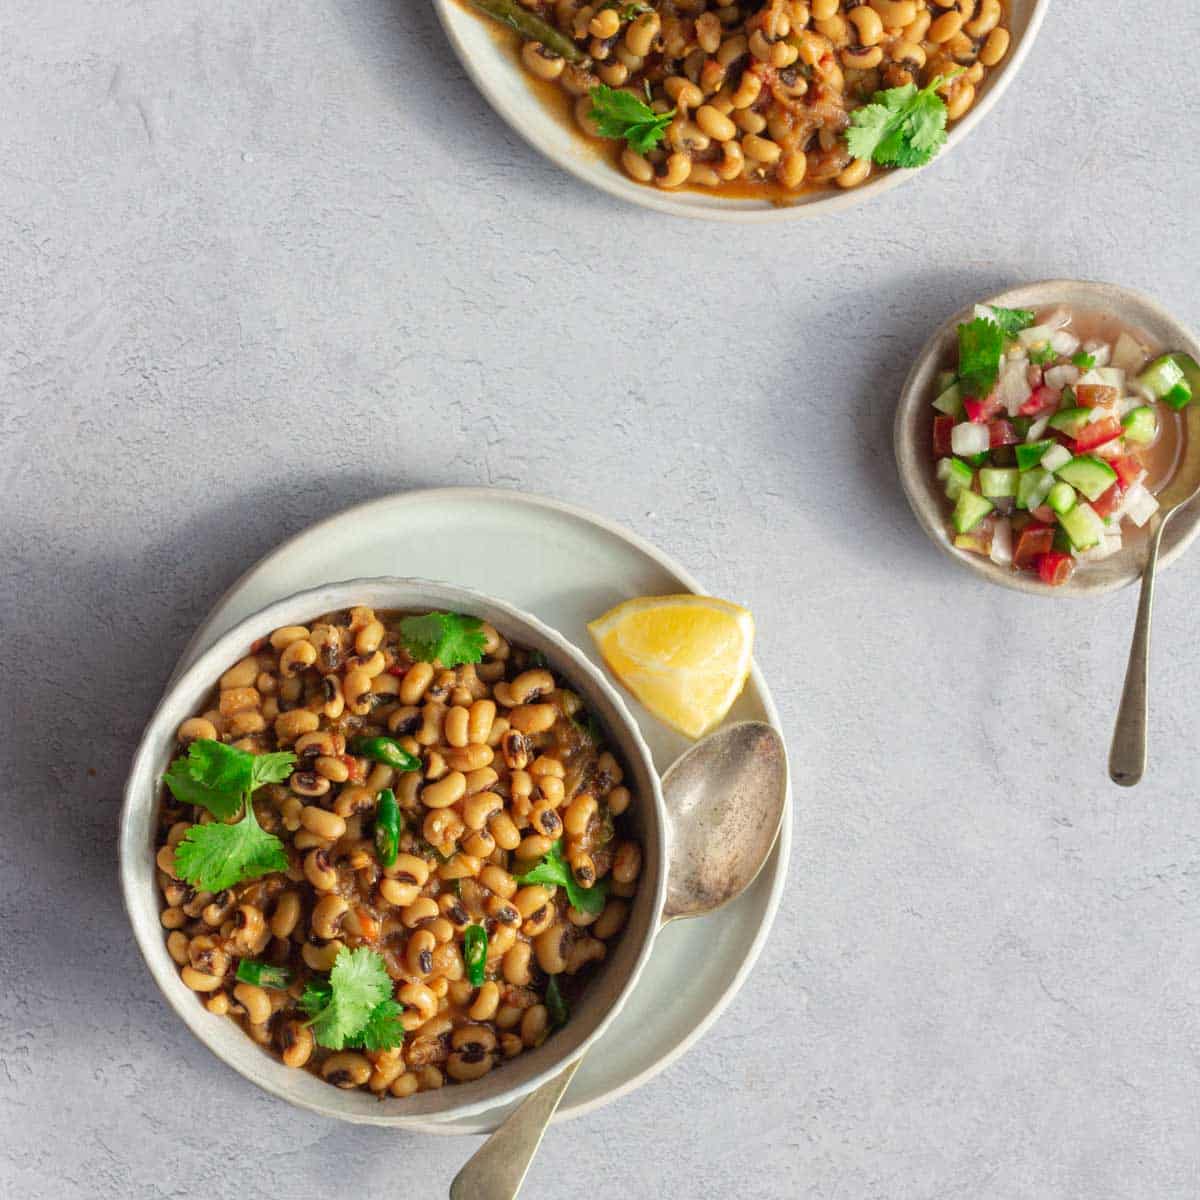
[451,721,788,1200]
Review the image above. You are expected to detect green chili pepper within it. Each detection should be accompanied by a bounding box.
[235,960,293,990]
[374,788,402,868]
[349,736,421,772]
[463,925,488,987]
[546,976,569,1029]
[471,0,584,63]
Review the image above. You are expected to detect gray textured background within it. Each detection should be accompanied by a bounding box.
[3,1,1200,1197]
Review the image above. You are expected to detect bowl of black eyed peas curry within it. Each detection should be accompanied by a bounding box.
[120,579,666,1127]
[436,0,1047,220]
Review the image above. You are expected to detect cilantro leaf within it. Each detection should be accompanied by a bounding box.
[845,74,957,168]
[516,839,609,915]
[956,317,1006,399]
[346,1000,405,1052]
[398,612,487,667]
[588,85,674,155]
[302,947,394,1051]
[988,306,1036,338]
[163,739,254,820]
[173,801,288,892]
[250,751,298,790]
[1028,343,1058,366]
[1072,351,1096,369]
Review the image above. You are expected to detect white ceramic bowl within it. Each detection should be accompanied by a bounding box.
[894,280,1200,597]
[120,578,667,1126]
[433,0,1049,222]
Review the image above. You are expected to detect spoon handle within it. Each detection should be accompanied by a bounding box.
[1109,515,1170,787]
[449,1059,582,1200]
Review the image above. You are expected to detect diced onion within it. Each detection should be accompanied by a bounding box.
[1080,534,1123,562]
[1042,308,1072,330]
[1018,324,1056,348]
[989,517,1013,566]
[1094,367,1125,390]
[974,304,997,323]
[997,358,1032,415]
[1044,364,1080,390]
[951,422,990,456]
[1040,444,1072,472]
[1050,329,1081,356]
[1083,340,1111,367]
[1026,415,1051,441]
[1123,484,1160,528]
[1111,331,1148,374]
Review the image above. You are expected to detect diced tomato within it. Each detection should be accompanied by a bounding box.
[1030,505,1057,525]
[1019,385,1060,416]
[963,395,1003,423]
[249,636,268,654]
[1091,482,1124,519]
[989,419,1019,448]
[1074,384,1119,409]
[933,414,955,457]
[1037,551,1075,587]
[1013,523,1055,571]
[1111,455,1145,490]
[386,664,406,676]
[1073,416,1122,453]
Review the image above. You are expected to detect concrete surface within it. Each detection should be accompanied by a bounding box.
[3,1,1200,1197]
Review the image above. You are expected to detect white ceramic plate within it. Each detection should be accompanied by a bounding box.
[433,0,1049,223]
[171,487,792,1134]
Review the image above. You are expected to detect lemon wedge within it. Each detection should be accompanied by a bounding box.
[587,594,755,739]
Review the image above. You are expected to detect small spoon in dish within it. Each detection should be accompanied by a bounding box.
[449,720,788,1200]
[1110,393,1200,786]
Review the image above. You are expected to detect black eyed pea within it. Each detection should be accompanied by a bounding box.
[430,942,465,981]
[275,708,320,745]
[180,965,223,992]
[444,743,493,773]
[500,1032,524,1059]
[466,699,496,744]
[386,852,431,887]
[279,639,317,677]
[502,942,534,987]
[279,1020,314,1068]
[290,771,330,799]
[322,1052,372,1089]
[401,896,440,928]
[535,775,565,806]
[622,147,654,184]
[390,1072,420,1098]
[231,904,269,956]
[438,853,482,881]
[594,898,630,941]
[535,923,570,975]
[302,938,344,973]
[354,619,385,657]
[205,992,230,1016]
[567,903,601,929]
[443,705,470,748]
[303,848,338,892]
[494,1004,523,1030]
[655,152,692,189]
[269,625,310,651]
[415,1066,445,1092]
[369,1054,407,1094]
[178,716,218,744]
[836,157,871,189]
[270,890,302,939]
[606,785,631,816]
[187,934,229,977]
[569,849,597,889]
[398,981,438,1028]
[462,789,503,831]
[486,895,521,927]
[523,904,556,938]
[300,806,345,841]
[166,930,189,965]
[233,981,272,1026]
[489,811,522,852]
[445,1047,496,1081]
[421,771,466,810]
[517,833,554,862]
[521,1004,550,1048]
[513,884,555,920]
[311,894,349,940]
[407,928,437,976]
[529,802,563,840]
[487,923,517,959]
[479,864,517,899]
[565,936,606,975]
[521,39,566,81]
[979,26,1010,66]
[156,844,181,877]
[342,667,373,717]
[469,981,501,1023]
[612,841,642,885]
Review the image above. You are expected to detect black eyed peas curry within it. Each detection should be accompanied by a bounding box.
[155,606,641,1097]
[468,0,1012,199]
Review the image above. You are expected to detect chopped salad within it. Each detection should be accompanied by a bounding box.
[931,304,1196,587]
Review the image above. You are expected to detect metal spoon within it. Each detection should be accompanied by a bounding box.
[449,721,788,1200]
[1110,400,1200,786]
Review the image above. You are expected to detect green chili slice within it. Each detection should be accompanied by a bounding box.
[546,976,569,1029]
[463,924,488,987]
[374,788,402,868]
[349,736,421,772]
[235,960,293,990]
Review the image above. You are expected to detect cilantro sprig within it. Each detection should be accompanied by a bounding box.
[845,73,959,168]
[987,306,1035,338]
[956,316,1007,399]
[1072,350,1096,369]
[301,947,404,1051]
[588,84,675,155]
[516,839,608,915]
[398,611,487,667]
[1028,343,1058,366]
[166,740,294,892]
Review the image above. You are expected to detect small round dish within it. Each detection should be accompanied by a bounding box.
[895,279,1200,597]
[433,0,1049,223]
[120,577,668,1128]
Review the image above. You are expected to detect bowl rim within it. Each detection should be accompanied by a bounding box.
[893,278,1200,597]
[119,576,669,1126]
[432,0,1052,223]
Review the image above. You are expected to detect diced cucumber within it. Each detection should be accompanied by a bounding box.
[1121,406,1158,445]
[1048,406,1092,437]
[1016,439,1054,470]
[1046,481,1077,515]
[1058,502,1105,551]
[937,457,973,499]
[935,369,957,394]
[954,532,989,556]
[964,451,990,468]
[1136,353,1185,399]
[933,381,963,417]
[1040,443,1073,473]
[979,467,1018,499]
[1164,380,1192,411]
[1054,455,1118,501]
[952,489,994,534]
[1016,468,1054,511]
[950,421,991,456]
